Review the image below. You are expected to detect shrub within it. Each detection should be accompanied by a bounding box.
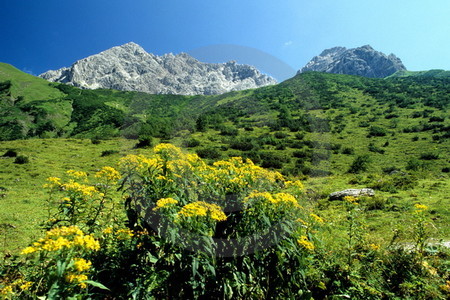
[261,157,284,169]
[367,126,388,137]
[342,147,355,155]
[406,158,426,171]
[14,155,29,164]
[274,131,289,139]
[428,116,445,122]
[219,126,239,136]
[183,138,201,148]
[101,150,119,157]
[135,135,153,148]
[419,152,439,160]
[91,137,101,144]
[291,149,311,159]
[348,155,371,174]
[229,138,256,151]
[368,143,385,154]
[196,147,222,160]
[2,149,17,157]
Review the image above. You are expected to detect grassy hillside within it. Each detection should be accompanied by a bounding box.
[0,63,65,102]
[1,67,450,249]
[1,66,450,298]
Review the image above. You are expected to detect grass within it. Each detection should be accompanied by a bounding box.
[0,63,65,102]
[1,137,449,256]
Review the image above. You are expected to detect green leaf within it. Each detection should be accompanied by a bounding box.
[84,280,110,290]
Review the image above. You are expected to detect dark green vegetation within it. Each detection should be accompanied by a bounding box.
[1,63,449,298]
[2,62,449,177]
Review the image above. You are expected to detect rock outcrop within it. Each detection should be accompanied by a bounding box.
[39,42,277,95]
[329,188,375,200]
[298,45,406,78]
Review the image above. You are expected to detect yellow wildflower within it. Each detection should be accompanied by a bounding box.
[272,193,299,207]
[119,154,160,171]
[414,203,428,211]
[369,243,380,251]
[19,281,33,291]
[0,285,13,296]
[66,170,88,181]
[66,273,88,289]
[95,166,121,181]
[74,234,100,250]
[154,197,179,210]
[285,180,304,190]
[73,258,92,272]
[116,228,135,240]
[153,143,183,160]
[64,180,98,197]
[310,213,324,224]
[344,196,359,205]
[296,218,308,226]
[46,225,83,237]
[40,237,71,251]
[179,201,227,221]
[20,246,37,255]
[244,191,274,203]
[422,261,438,276]
[440,281,450,293]
[297,235,315,251]
[102,227,113,234]
[44,176,61,188]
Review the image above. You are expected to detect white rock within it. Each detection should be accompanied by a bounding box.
[40,42,277,95]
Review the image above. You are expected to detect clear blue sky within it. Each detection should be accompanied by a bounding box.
[1,0,450,81]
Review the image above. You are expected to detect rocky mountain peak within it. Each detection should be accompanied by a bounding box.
[39,43,277,95]
[299,45,407,78]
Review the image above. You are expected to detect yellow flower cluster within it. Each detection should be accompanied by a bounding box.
[0,285,13,297]
[414,203,429,212]
[66,273,88,289]
[154,143,183,160]
[73,257,92,272]
[43,176,62,188]
[95,166,121,182]
[0,279,33,297]
[210,157,284,191]
[119,154,160,172]
[368,243,380,251]
[297,235,315,251]
[178,201,227,221]
[244,191,300,208]
[20,226,100,255]
[344,196,359,205]
[116,228,135,240]
[310,213,324,224]
[154,197,179,210]
[285,180,304,191]
[66,170,88,181]
[61,180,98,197]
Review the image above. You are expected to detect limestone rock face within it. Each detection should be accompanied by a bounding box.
[39,42,277,95]
[329,188,375,200]
[298,45,406,78]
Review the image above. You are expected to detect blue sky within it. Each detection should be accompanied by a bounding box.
[1,0,450,81]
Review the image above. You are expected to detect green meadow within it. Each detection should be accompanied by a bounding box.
[1,63,449,298]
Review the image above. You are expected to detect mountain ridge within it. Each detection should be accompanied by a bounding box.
[299,45,407,78]
[39,42,277,95]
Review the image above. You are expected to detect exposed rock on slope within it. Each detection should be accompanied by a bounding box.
[39,42,277,95]
[298,45,406,78]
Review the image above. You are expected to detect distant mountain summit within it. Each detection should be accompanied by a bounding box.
[39,42,277,95]
[298,45,407,78]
